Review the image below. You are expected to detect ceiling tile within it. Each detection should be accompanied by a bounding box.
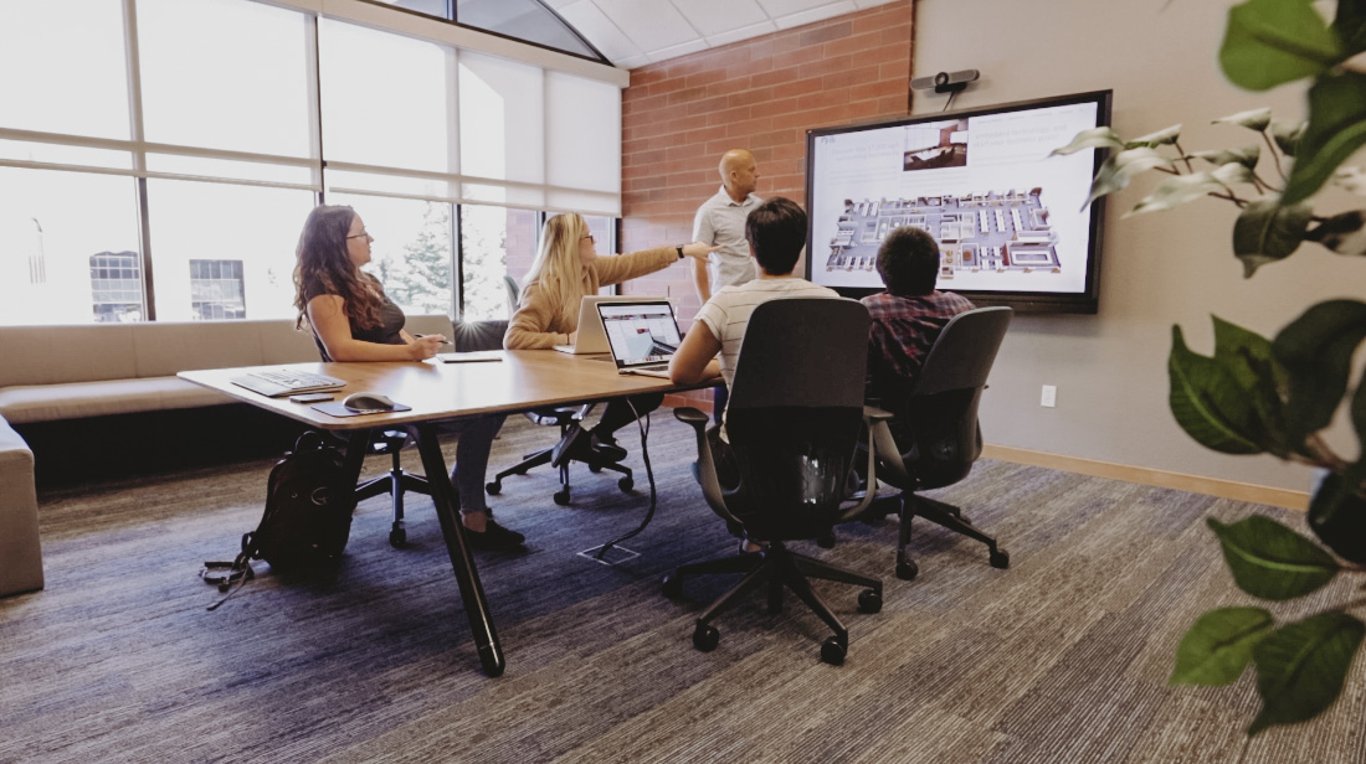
[704,19,779,48]
[542,0,578,8]
[755,0,838,17]
[643,38,710,63]
[853,0,897,7]
[593,0,699,53]
[771,1,857,30]
[670,0,768,38]
[616,53,652,70]
[556,1,643,62]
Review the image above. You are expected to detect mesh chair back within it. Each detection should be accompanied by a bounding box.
[724,298,869,540]
[895,307,1012,489]
[452,319,509,353]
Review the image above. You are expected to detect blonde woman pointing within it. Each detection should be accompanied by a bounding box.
[506,212,714,463]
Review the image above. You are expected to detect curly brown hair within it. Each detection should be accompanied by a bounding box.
[292,205,386,331]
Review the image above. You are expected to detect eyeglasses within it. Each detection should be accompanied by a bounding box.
[581,234,595,243]
[347,231,372,240]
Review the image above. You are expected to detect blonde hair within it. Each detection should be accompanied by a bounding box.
[523,212,589,327]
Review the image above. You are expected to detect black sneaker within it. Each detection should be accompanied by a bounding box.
[465,518,526,550]
[589,433,628,465]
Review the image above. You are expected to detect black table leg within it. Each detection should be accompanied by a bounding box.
[413,424,506,677]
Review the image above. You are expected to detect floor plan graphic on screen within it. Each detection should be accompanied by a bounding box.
[806,90,1112,313]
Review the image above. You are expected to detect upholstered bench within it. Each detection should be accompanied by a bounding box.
[0,416,41,597]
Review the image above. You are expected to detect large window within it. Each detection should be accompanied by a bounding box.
[0,0,622,326]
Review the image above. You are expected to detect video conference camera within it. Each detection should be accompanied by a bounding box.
[911,69,980,94]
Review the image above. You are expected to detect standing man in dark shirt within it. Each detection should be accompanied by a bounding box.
[861,226,974,407]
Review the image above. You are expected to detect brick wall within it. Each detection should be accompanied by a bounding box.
[618,0,915,409]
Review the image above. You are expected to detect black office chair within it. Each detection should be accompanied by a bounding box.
[452,319,634,506]
[865,306,1013,581]
[663,299,886,665]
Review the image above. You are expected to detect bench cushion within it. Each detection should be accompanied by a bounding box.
[0,378,231,425]
[0,417,42,597]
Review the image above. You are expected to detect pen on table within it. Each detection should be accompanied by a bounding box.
[414,333,452,345]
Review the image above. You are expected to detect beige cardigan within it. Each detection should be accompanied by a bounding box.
[505,246,678,349]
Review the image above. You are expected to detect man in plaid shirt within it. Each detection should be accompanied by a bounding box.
[860,226,974,408]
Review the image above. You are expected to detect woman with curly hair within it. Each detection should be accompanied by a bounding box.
[294,205,524,550]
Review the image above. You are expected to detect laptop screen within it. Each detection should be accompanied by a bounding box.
[598,302,683,368]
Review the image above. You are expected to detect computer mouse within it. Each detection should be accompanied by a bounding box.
[342,391,397,412]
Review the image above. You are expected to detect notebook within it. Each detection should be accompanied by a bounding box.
[230,368,347,398]
[597,300,683,378]
[554,295,666,355]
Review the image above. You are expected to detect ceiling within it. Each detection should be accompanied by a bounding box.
[542,0,899,69]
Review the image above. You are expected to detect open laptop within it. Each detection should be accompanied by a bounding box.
[597,300,683,378]
[554,295,665,354]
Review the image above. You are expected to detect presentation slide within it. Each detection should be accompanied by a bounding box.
[807,96,1105,296]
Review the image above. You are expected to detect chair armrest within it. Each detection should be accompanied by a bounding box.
[863,405,894,423]
[674,407,741,526]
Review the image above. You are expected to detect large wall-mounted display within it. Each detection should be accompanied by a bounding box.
[805,90,1112,313]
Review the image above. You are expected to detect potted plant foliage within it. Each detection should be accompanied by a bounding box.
[1052,0,1366,735]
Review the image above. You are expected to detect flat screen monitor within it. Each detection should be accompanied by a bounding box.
[805,90,1111,313]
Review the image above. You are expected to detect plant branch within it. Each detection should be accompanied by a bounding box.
[1209,191,1250,209]
[1303,433,1351,473]
[1173,139,1196,174]
[1260,130,1287,183]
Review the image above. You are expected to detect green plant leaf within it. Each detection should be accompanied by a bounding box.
[1271,300,1366,441]
[1050,126,1125,156]
[1332,0,1366,55]
[1307,466,1366,563]
[1249,612,1365,735]
[1220,0,1343,91]
[1082,148,1173,210]
[1271,120,1307,156]
[1207,516,1340,600]
[1192,145,1262,170]
[1282,72,1366,204]
[1211,316,1295,457]
[1126,124,1183,148]
[1169,325,1266,454]
[1233,200,1314,277]
[1172,607,1275,685]
[1127,167,1253,217]
[1305,210,1366,256]
[1213,107,1275,132]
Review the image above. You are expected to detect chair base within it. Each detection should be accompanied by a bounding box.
[486,426,634,505]
[355,463,431,548]
[894,493,1009,581]
[662,541,881,665]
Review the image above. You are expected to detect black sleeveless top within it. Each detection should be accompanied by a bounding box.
[305,277,407,362]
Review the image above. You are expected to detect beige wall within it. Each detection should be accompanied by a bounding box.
[912,0,1362,493]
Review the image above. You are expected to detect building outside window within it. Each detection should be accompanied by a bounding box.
[189,259,246,320]
[89,252,144,323]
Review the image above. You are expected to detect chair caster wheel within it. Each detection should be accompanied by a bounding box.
[820,637,846,665]
[661,573,683,599]
[693,624,720,652]
[589,464,603,473]
[618,476,634,492]
[553,488,572,506]
[858,589,882,613]
[389,527,407,547]
[217,582,231,593]
[816,530,835,549]
[485,481,501,496]
[896,560,918,581]
[990,549,1010,569]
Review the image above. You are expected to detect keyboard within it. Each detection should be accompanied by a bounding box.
[230,369,347,398]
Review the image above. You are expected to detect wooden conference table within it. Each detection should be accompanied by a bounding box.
[181,351,711,677]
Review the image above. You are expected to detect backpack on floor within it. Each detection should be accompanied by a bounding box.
[202,430,354,607]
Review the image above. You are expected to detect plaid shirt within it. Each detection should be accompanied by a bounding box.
[860,290,975,402]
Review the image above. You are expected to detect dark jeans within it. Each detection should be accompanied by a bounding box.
[439,414,505,515]
[712,384,728,425]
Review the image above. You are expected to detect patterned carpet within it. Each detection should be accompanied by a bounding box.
[0,414,1359,763]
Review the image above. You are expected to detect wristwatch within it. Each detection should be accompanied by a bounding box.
[676,246,685,260]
